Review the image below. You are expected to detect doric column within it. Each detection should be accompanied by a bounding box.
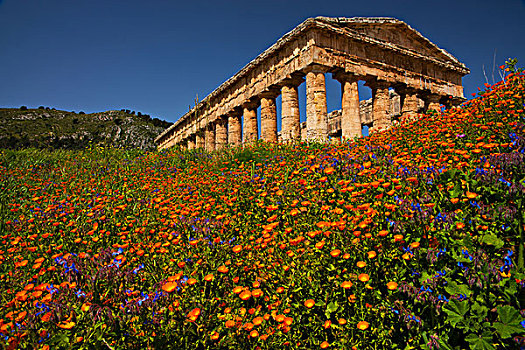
[334,72,362,140]
[215,117,228,150]
[195,132,205,149]
[243,103,258,143]
[425,94,442,113]
[305,66,328,141]
[280,77,302,142]
[187,136,195,150]
[228,112,242,146]
[205,123,215,152]
[369,80,391,133]
[260,92,278,142]
[401,88,420,117]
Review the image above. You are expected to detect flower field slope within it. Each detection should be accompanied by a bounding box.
[1,71,525,349]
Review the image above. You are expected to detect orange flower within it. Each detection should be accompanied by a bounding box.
[393,234,403,242]
[367,251,377,259]
[338,318,347,325]
[284,317,293,326]
[356,261,366,268]
[162,282,178,293]
[320,341,330,349]
[358,273,369,282]
[450,198,459,204]
[410,242,420,249]
[187,308,201,322]
[218,265,229,273]
[330,249,341,258]
[81,303,91,312]
[315,241,325,249]
[386,281,398,290]
[187,278,197,286]
[357,321,369,330]
[341,281,353,289]
[239,290,252,300]
[252,289,263,298]
[250,330,259,338]
[57,321,75,329]
[204,273,214,282]
[466,191,478,199]
[304,299,315,308]
[232,245,243,253]
[378,230,389,237]
[275,314,285,323]
[225,320,235,328]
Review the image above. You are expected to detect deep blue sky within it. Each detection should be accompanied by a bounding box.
[1,0,524,125]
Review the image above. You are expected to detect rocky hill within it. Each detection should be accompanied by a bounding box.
[0,107,172,151]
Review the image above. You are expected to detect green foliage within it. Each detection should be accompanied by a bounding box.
[0,108,172,151]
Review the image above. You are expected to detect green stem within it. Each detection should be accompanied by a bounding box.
[518,202,524,273]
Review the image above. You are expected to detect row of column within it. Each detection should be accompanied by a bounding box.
[180,67,447,151]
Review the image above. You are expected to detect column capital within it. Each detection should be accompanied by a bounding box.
[242,99,259,110]
[225,106,242,118]
[421,92,441,103]
[215,115,228,125]
[332,71,361,83]
[303,64,329,74]
[278,74,305,88]
[365,78,390,90]
[392,84,415,95]
[259,88,280,99]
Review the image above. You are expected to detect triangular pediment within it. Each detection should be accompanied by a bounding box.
[316,17,465,69]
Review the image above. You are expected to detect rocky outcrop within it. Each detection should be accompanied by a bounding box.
[0,108,172,151]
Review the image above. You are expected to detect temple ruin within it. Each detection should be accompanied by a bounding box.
[155,17,469,150]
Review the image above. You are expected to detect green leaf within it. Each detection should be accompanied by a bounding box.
[498,305,522,325]
[326,301,338,314]
[480,234,504,248]
[443,299,469,326]
[493,305,525,339]
[464,333,495,350]
[471,302,488,319]
[449,182,462,198]
[444,281,472,297]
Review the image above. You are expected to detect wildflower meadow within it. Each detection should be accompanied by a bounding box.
[1,66,525,349]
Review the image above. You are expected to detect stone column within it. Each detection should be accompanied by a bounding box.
[205,123,215,152]
[215,117,228,150]
[260,92,278,142]
[335,72,362,140]
[187,136,195,150]
[228,113,242,146]
[370,80,391,133]
[401,88,420,118]
[305,66,328,141]
[195,132,205,149]
[425,94,442,113]
[243,103,258,143]
[281,78,302,142]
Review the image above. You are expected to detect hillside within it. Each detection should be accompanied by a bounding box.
[0,107,172,151]
[0,67,524,349]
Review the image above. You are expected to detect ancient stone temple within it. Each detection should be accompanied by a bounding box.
[155,17,469,150]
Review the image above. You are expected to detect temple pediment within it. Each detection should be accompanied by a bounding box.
[315,17,468,73]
